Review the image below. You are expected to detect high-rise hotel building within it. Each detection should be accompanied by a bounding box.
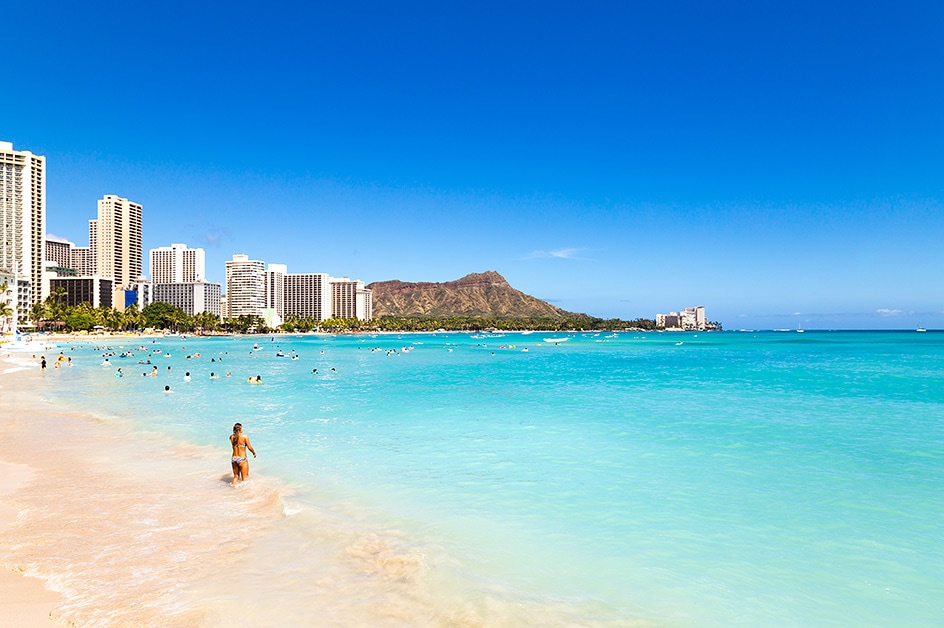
[284,273,331,321]
[330,277,372,321]
[264,264,286,327]
[95,195,142,304]
[150,243,205,283]
[225,254,265,318]
[0,141,46,320]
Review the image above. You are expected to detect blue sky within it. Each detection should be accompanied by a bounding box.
[4,1,943,328]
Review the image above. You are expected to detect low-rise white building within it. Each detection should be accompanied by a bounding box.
[153,281,222,317]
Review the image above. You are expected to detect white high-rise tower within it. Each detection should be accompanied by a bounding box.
[224,254,265,318]
[150,243,206,283]
[95,195,142,295]
[0,141,46,317]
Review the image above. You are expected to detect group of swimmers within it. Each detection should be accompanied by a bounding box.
[39,353,72,370]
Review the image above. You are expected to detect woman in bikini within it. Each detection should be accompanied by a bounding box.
[230,423,256,486]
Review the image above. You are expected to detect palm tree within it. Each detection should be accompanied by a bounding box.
[0,302,12,335]
[0,281,11,334]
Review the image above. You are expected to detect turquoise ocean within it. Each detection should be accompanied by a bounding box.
[30,331,944,625]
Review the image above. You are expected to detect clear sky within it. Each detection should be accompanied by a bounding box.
[4,1,943,329]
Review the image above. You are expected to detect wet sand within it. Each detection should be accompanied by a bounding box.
[0,461,63,626]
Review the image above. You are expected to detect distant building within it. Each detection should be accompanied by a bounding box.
[45,236,74,270]
[153,281,221,317]
[125,278,153,310]
[657,306,707,331]
[264,264,286,327]
[284,273,332,322]
[149,243,205,284]
[0,269,28,331]
[329,277,372,321]
[0,140,46,317]
[656,312,681,329]
[224,254,265,318]
[86,219,98,275]
[49,276,114,309]
[95,195,143,308]
[71,246,95,276]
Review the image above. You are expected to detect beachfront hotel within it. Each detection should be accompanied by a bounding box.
[284,273,332,321]
[150,243,205,284]
[331,277,372,321]
[265,264,286,327]
[153,282,221,317]
[223,254,372,323]
[0,141,46,326]
[656,306,707,330]
[148,243,220,317]
[224,254,266,318]
[45,235,74,269]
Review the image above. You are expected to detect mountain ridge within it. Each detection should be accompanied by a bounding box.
[366,271,585,319]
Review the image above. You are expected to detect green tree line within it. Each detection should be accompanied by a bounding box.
[27,290,664,335]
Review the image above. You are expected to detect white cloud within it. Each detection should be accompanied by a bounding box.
[876,308,905,317]
[523,247,587,260]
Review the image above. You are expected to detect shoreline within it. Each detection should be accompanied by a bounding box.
[0,459,64,626]
[0,359,279,625]
[0,343,630,626]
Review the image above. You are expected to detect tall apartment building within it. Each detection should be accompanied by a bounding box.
[150,243,205,283]
[0,141,46,320]
[224,254,265,318]
[86,219,98,275]
[264,264,286,327]
[329,277,372,321]
[153,282,221,317]
[95,195,143,303]
[284,273,331,321]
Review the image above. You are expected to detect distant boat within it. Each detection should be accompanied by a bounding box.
[543,337,569,344]
[917,324,927,332]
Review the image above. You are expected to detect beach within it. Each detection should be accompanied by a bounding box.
[0,458,64,626]
[0,347,575,626]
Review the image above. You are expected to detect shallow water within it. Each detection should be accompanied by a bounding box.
[4,331,944,625]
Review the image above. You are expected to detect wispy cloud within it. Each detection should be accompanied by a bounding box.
[195,227,231,248]
[522,247,589,260]
[876,308,906,317]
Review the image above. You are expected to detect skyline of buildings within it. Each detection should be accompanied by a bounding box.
[0,140,375,327]
[5,139,694,329]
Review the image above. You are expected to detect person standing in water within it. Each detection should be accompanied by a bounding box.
[230,423,256,486]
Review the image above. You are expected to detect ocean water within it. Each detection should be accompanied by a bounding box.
[9,330,944,626]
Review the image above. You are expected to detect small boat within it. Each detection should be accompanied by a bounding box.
[917,325,927,333]
[543,337,569,344]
